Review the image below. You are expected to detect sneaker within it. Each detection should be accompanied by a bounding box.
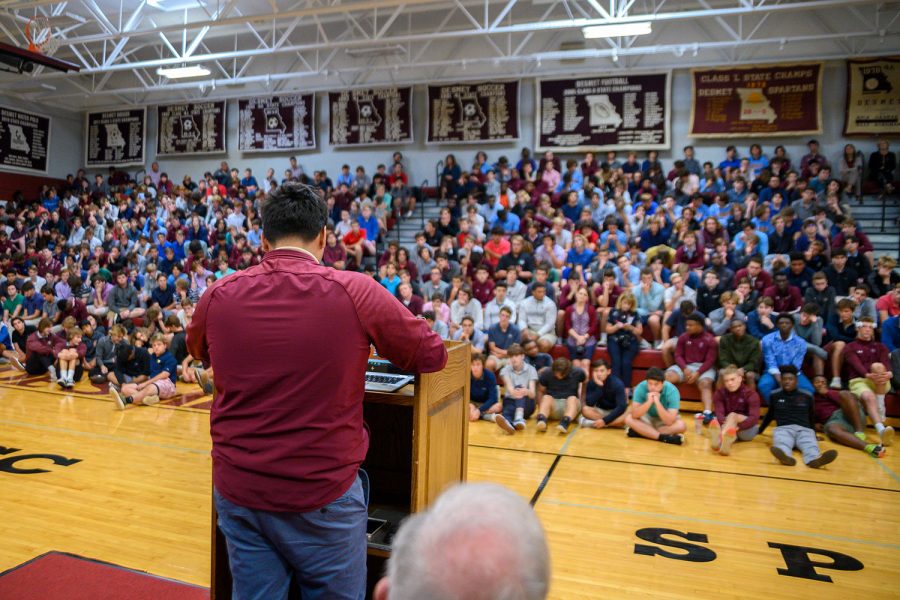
[659,433,684,445]
[404,211,413,219]
[708,420,722,451]
[110,386,126,410]
[142,394,160,406]
[866,444,886,458]
[10,356,25,371]
[639,339,651,350]
[769,446,796,466]
[536,419,547,432]
[195,367,214,395]
[881,426,894,447]
[702,412,715,425]
[626,426,641,438]
[65,378,75,389]
[829,377,842,389]
[807,449,838,469]
[652,340,662,350]
[57,378,69,390]
[514,419,526,431]
[719,428,737,456]
[495,415,515,435]
[556,422,569,434]
[598,333,608,346]
[578,415,595,428]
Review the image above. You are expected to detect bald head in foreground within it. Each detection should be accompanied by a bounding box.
[374,483,550,600]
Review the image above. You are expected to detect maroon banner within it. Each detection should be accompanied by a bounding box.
[536,73,670,151]
[329,86,413,147]
[85,108,146,167]
[690,62,823,137]
[427,81,518,143]
[157,101,226,155]
[0,105,49,173]
[238,94,316,152]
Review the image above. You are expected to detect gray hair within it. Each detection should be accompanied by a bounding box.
[385,483,550,600]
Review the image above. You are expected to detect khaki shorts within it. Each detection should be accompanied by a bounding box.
[666,362,716,382]
[548,396,579,420]
[849,377,876,397]
[640,413,665,430]
[526,329,558,346]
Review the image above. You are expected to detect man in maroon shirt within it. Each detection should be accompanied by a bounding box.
[666,314,718,420]
[708,367,760,455]
[733,257,772,294]
[187,182,447,599]
[762,272,802,314]
[844,317,894,447]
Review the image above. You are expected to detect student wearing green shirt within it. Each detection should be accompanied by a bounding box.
[625,367,686,444]
[3,282,23,322]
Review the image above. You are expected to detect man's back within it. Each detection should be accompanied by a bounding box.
[188,249,446,513]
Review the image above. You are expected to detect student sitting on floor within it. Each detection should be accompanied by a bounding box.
[52,327,87,389]
[625,367,686,445]
[110,334,178,409]
[534,357,585,435]
[108,339,150,388]
[468,353,499,423]
[494,344,539,435]
[24,318,59,378]
[0,320,25,370]
[812,375,886,458]
[89,324,126,384]
[708,366,761,456]
[843,317,895,447]
[579,359,629,430]
[758,365,838,468]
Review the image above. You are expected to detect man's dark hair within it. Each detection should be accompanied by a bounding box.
[646,367,665,382]
[776,313,794,326]
[686,314,705,326]
[779,365,799,376]
[260,182,327,244]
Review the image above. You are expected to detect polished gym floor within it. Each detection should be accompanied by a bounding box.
[1,368,898,598]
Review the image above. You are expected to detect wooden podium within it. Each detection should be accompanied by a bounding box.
[211,341,470,599]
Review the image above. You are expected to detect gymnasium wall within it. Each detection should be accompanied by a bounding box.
[7,59,868,186]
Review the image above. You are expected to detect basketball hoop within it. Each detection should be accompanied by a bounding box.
[25,16,59,56]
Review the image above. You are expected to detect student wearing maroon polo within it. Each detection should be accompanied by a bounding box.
[762,272,802,314]
[708,367,760,455]
[187,182,447,600]
[844,317,895,447]
[733,257,772,294]
[811,375,886,458]
[666,314,718,421]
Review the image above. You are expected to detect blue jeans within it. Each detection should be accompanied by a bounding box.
[757,372,814,404]
[214,475,367,600]
[501,396,535,422]
[608,337,639,388]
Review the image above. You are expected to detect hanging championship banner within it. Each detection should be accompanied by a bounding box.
[85,108,146,166]
[536,73,670,151]
[690,62,823,137]
[157,101,226,155]
[0,105,50,173]
[329,86,413,146]
[844,57,900,136]
[238,94,316,152]
[426,81,519,143]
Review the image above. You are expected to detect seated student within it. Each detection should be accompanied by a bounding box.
[534,357,586,434]
[0,320,25,370]
[762,272,803,314]
[483,281,517,331]
[707,291,747,337]
[758,313,814,402]
[485,306,520,371]
[579,359,628,429]
[876,282,900,324]
[634,267,665,346]
[695,270,724,316]
[89,324,126,384]
[812,374,886,458]
[494,344,539,435]
[165,315,189,377]
[717,318,762,388]
[660,300,703,367]
[9,317,35,368]
[52,327,87,389]
[758,365,838,468]
[468,353,499,423]
[746,296,776,342]
[452,316,486,354]
[24,318,60,378]
[825,298,858,388]
[518,283,557,353]
[110,334,178,410]
[522,338,552,371]
[449,287,483,336]
[708,366,761,455]
[108,340,151,388]
[844,317,894,446]
[804,271,836,322]
[20,282,43,328]
[625,367,686,444]
[793,303,827,377]
[666,314,718,420]
[564,287,598,373]
[823,250,858,297]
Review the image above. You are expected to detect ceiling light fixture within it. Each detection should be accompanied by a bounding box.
[583,22,652,38]
[157,65,211,78]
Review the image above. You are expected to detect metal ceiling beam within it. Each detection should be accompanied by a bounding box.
[36,0,887,75]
